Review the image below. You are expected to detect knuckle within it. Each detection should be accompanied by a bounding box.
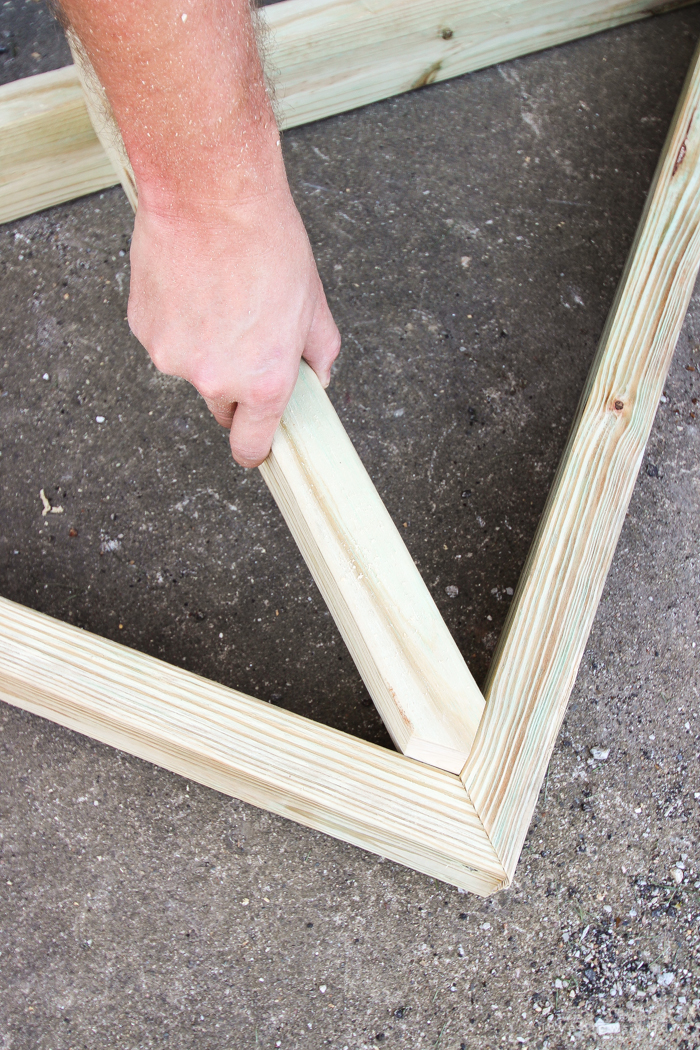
[243,370,292,410]
[187,363,226,403]
[328,330,342,361]
[193,376,225,403]
[129,316,173,376]
[148,342,172,375]
[126,300,146,346]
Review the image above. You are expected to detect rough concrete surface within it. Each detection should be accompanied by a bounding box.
[1,3,699,1048]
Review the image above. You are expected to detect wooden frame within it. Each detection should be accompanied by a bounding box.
[2,0,697,224]
[66,29,487,775]
[2,4,700,894]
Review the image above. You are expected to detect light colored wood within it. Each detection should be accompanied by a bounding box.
[0,596,506,896]
[69,45,485,772]
[462,39,700,877]
[265,0,694,129]
[260,362,485,771]
[3,0,698,223]
[0,66,118,225]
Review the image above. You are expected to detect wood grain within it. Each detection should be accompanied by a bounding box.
[462,40,700,877]
[3,0,696,223]
[260,362,485,772]
[0,597,505,895]
[265,0,695,130]
[0,66,117,225]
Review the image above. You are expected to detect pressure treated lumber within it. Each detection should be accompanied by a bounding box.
[260,362,484,771]
[70,42,485,772]
[0,596,506,896]
[3,0,698,224]
[462,39,700,877]
[0,66,117,225]
[264,0,697,130]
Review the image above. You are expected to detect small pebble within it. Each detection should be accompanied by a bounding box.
[445,585,459,598]
[671,867,683,885]
[658,972,675,987]
[595,1020,620,1035]
[95,416,105,424]
[591,747,610,761]
[42,373,49,381]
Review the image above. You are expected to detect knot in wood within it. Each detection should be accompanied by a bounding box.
[441,28,453,39]
[614,400,624,412]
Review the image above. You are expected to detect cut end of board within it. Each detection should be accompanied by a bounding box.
[404,736,469,776]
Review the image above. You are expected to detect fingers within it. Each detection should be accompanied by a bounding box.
[202,396,235,429]
[302,288,341,388]
[228,399,287,469]
[198,365,294,466]
[192,280,340,467]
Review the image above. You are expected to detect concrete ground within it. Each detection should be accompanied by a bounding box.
[1,3,699,1047]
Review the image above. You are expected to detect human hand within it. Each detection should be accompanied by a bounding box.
[59,0,338,465]
[127,187,340,468]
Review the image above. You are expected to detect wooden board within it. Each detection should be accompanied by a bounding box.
[462,37,700,878]
[265,0,697,129]
[67,37,486,772]
[0,65,117,224]
[261,362,484,771]
[2,0,698,224]
[0,596,505,897]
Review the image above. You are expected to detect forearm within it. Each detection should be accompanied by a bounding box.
[56,0,339,469]
[58,0,283,213]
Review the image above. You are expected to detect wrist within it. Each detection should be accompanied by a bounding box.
[133,160,299,238]
[131,117,287,219]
